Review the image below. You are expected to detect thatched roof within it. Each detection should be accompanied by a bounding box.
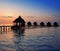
[13,16,25,23]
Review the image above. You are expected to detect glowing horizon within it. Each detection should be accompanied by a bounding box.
[0,0,60,25]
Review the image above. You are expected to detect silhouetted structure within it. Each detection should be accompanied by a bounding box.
[27,21,32,26]
[46,22,52,27]
[33,22,38,26]
[11,16,25,30]
[40,22,45,27]
[53,22,59,27]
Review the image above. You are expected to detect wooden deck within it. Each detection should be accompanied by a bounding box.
[0,26,12,27]
[0,26,12,32]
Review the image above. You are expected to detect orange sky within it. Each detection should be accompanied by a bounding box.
[0,0,60,25]
[0,16,60,25]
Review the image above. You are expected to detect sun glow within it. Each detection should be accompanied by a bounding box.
[5,12,13,16]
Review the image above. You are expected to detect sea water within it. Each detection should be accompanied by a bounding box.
[0,27,60,51]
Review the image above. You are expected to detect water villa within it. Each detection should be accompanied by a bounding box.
[11,16,25,30]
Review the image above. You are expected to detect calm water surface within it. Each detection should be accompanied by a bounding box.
[0,27,60,51]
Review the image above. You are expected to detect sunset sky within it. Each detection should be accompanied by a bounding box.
[0,0,60,25]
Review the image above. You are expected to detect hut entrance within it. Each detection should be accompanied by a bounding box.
[12,16,25,29]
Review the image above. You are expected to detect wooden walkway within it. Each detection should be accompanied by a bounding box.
[0,26,12,32]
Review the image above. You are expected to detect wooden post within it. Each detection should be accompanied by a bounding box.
[1,27,2,32]
[6,26,7,31]
[3,26,5,32]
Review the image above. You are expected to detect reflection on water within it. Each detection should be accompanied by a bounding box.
[0,27,60,51]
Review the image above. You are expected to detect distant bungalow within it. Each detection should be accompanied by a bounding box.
[11,16,59,30]
[53,22,59,27]
[11,16,25,30]
[27,21,32,26]
[46,22,52,27]
[40,22,45,27]
[33,22,38,26]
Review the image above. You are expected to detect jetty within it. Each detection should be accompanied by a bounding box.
[0,26,12,32]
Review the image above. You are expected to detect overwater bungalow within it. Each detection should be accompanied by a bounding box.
[27,21,32,26]
[53,22,59,27]
[46,22,52,27]
[33,22,38,26]
[40,22,45,27]
[11,16,25,30]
